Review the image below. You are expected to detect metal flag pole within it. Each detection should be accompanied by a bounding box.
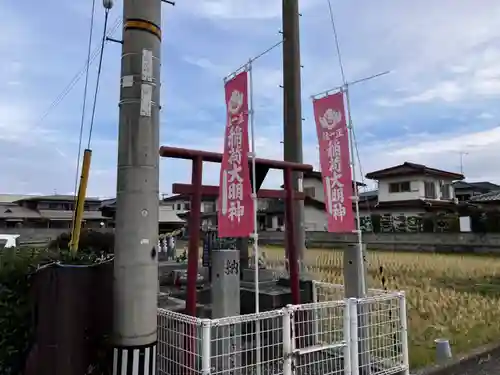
[310,71,390,100]
[310,70,389,298]
[344,84,366,294]
[223,39,284,82]
[247,59,262,375]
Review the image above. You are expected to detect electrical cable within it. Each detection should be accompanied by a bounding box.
[34,16,121,128]
[326,0,346,85]
[87,9,110,149]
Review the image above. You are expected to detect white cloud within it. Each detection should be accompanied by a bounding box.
[478,112,494,120]
[376,46,500,106]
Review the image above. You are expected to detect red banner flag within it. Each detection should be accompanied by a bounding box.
[218,71,255,237]
[313,91,355,233]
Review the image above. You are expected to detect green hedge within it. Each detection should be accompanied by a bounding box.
[0,248,46,375]
[49,230,114,255]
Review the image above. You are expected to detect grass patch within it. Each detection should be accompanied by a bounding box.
[262,247,500,369]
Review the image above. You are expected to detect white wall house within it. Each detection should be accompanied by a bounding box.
[360,162,465,232]
[377,176,456,202]
[366,162,463,205]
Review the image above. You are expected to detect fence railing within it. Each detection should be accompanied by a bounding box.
[312,281,409,375]
[157,283,409,375]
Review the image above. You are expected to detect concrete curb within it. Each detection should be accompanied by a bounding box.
[414,341,500,375]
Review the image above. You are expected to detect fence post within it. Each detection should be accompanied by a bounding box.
[312,280,320,345]
[201,319,212,375]
[343,299,352,375]
[312,280,318,303]
[398,292,410,375]
[283,306,293,375]
[348,298,359,375]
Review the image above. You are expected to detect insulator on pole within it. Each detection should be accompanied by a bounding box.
[103,0,114,10]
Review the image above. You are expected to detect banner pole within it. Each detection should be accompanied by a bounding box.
[248,60,262,375]
[223,39,284,82]
[310,70,391,100]
[344,85,366,296]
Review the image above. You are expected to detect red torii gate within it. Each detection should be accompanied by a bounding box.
[159,146,313,316]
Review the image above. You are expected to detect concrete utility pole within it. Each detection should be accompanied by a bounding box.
[113,0,161,372]
[282,0,306,263]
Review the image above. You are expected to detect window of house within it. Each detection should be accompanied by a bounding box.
[389,181,411,193]
[48,203,60,210]
[184,202,190,210]
[424,181,436,199]
[176,203,182,210]
[441,184,451,199]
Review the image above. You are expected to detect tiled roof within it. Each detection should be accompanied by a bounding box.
[453,181,500,191]
[18,194,101,202]
[366,162,464,181]
[38,210,107,220]
[470,190,500,202]
[159,209,185,223]
[0,205,41,219]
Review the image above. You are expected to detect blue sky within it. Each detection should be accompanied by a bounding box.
[2,0,500,197]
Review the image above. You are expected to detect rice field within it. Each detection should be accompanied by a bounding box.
[262,247,500,369]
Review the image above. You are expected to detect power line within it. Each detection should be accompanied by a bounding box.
[326,0,346,84]
[34,16,121,128]
[87,9,111,149]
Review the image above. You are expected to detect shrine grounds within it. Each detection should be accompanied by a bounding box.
[263,247,500,369]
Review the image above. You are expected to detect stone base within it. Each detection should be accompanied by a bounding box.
[158,294,186,311]
[242,268,277,283]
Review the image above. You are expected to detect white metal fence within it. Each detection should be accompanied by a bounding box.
[157,282,409,375]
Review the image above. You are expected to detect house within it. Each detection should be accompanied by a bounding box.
[452,181,500,202]
[361,162,465,232]
[100,197,186,233]
[0,194,109,229]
